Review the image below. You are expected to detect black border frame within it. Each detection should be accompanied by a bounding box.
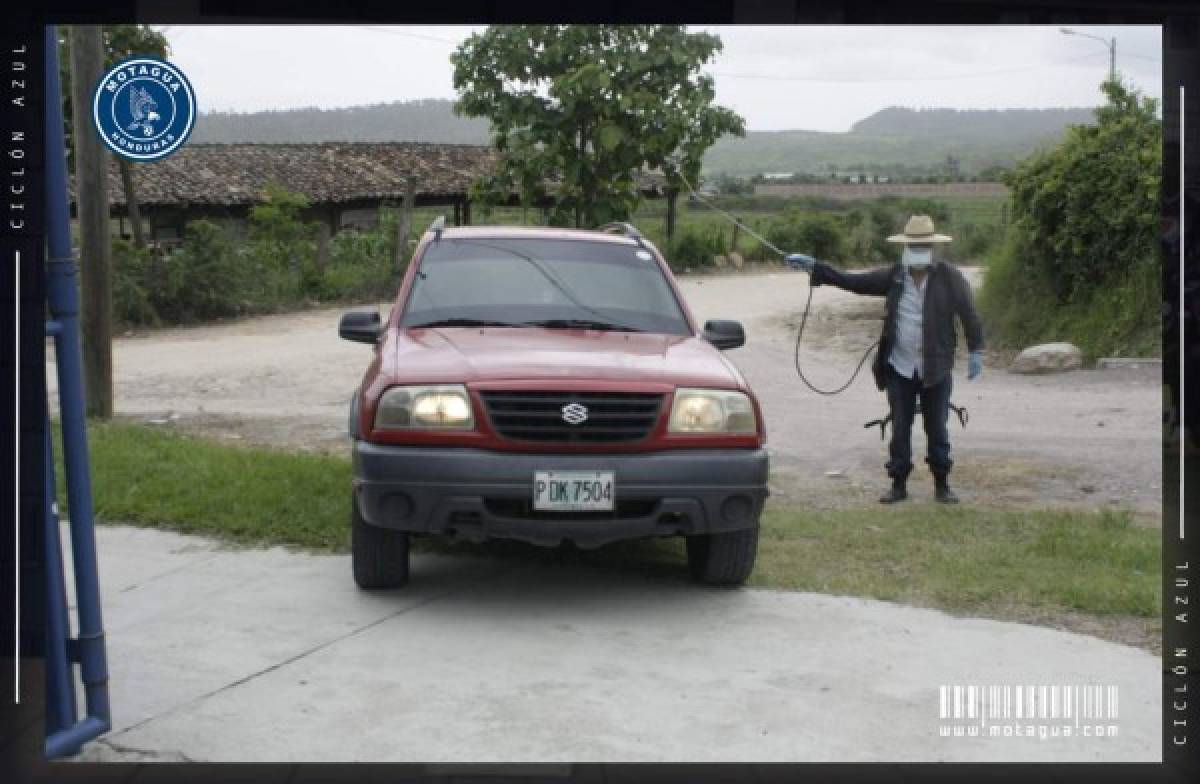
[3,2,1197,782]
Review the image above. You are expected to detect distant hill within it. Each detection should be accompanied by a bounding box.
[704,107,1098,177]
[192,99,492,145]
[190,100,1097,177]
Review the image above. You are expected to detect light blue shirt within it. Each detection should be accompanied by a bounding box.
[888,267,927,379]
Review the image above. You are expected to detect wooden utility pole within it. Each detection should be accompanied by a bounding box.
[395,176,416,272]
[69,25,113,419]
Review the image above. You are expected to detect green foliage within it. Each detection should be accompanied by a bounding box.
[1004,79,1160,303]
[243,183,319,300]
[110,186,403,327]
[318,208,402,301]
[112,221,248,325]
[166,220,250,321]
[759,211,846,263]
[111,239,158,326]
[665,223,729,270]
[451,25,745,227]
[981,79,1161,359]
[978,234,1160,361]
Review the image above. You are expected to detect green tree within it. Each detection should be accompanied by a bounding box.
[979,78,1161,359]
[451,25,745,229]
[1005,78,1160,303]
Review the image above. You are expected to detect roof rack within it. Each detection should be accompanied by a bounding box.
[597,222,648,248]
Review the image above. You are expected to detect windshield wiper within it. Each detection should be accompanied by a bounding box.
[522,318,643,333]
[408,317,518,329]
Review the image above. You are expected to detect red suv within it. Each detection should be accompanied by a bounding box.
[340,220,768,589]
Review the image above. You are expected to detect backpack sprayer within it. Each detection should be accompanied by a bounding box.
[670,165,968,435]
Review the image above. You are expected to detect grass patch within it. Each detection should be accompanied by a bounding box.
[54,420,352,550]
[751,504,1159,618]
[60,421,1159,621]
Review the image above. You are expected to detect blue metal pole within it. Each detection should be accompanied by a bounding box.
[43,425,77,738]
[43,23,111,757]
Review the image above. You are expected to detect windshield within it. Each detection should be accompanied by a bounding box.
[400,237,691,335]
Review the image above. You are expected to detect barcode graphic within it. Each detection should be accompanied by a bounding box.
[939,684,1118,723]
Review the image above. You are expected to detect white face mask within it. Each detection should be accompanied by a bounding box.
[902,245,933,269]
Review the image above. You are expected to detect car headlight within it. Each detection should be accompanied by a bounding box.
[375,385,475,429]
[668,388,757,434]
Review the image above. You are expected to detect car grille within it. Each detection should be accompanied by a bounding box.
[479,390,664,443]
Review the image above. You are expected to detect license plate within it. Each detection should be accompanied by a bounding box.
[533,470,615,512]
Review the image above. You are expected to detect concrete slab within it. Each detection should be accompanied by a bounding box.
[70,524,1159,762]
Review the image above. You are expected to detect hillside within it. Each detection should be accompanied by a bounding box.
[192,99,492,145]
[190,99,1096,177]
[704,107,1097,176]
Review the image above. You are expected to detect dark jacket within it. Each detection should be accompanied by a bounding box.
[810,260,984,390]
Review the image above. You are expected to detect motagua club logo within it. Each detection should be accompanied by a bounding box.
[92,56,196,162]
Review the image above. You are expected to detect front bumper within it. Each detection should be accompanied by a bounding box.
[352,443,769,549]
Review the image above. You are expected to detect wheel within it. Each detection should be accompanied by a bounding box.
[351,493,410,589]
[685,526,759,586]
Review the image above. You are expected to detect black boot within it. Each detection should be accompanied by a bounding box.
[879,478,908,504]
[934,476,960,504]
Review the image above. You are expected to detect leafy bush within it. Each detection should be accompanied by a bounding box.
[758,211,846,263]
[112,222,248,325]
[978,233,1159,360]
[1004,80,1160,303]
[109,186,407,327]
[111,239,158,326]
[164,220,249,321]
[319,208,402,301]
[980,79,1161,359]
[666,222,729,269]
[242,183,318,305]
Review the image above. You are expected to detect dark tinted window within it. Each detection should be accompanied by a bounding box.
[401,237,690,335]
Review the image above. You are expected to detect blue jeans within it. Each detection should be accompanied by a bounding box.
[884,364,954,481]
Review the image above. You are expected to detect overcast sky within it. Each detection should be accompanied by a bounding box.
[164,24,1162,132]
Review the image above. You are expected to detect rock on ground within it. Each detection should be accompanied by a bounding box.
[1010,342,1083,374]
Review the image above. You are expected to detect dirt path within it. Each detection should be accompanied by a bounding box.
[49,267,1162,519]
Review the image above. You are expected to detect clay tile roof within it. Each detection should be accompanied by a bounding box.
[74,142,668,209]
[96,142,500,208]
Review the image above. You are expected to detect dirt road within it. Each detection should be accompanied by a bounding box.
[51,267,1161,518]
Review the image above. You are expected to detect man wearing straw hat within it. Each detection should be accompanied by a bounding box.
[786,214,985,504]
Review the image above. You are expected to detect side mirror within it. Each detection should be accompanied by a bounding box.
[339,310,381,344]
[702,319,745,350]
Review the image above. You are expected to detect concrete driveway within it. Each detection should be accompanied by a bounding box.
[71,524,1160,763]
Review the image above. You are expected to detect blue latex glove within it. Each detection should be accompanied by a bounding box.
[967,350,983,380]
[785,253,815,272]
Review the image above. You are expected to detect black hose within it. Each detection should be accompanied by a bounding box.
[673,167,880,394]
[792,282,880,395]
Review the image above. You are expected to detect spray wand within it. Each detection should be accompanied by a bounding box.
[672,166,879,395]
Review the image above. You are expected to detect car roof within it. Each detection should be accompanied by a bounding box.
[432,225,643,246]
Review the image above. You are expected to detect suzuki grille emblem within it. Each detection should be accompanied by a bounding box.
[561,402,589,425]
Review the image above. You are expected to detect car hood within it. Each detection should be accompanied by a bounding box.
[389,327,744,388]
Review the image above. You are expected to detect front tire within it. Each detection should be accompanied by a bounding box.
[351,493,410,589]
[685,526,759,586]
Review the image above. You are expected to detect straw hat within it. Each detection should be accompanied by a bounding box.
[886,214,953,243]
